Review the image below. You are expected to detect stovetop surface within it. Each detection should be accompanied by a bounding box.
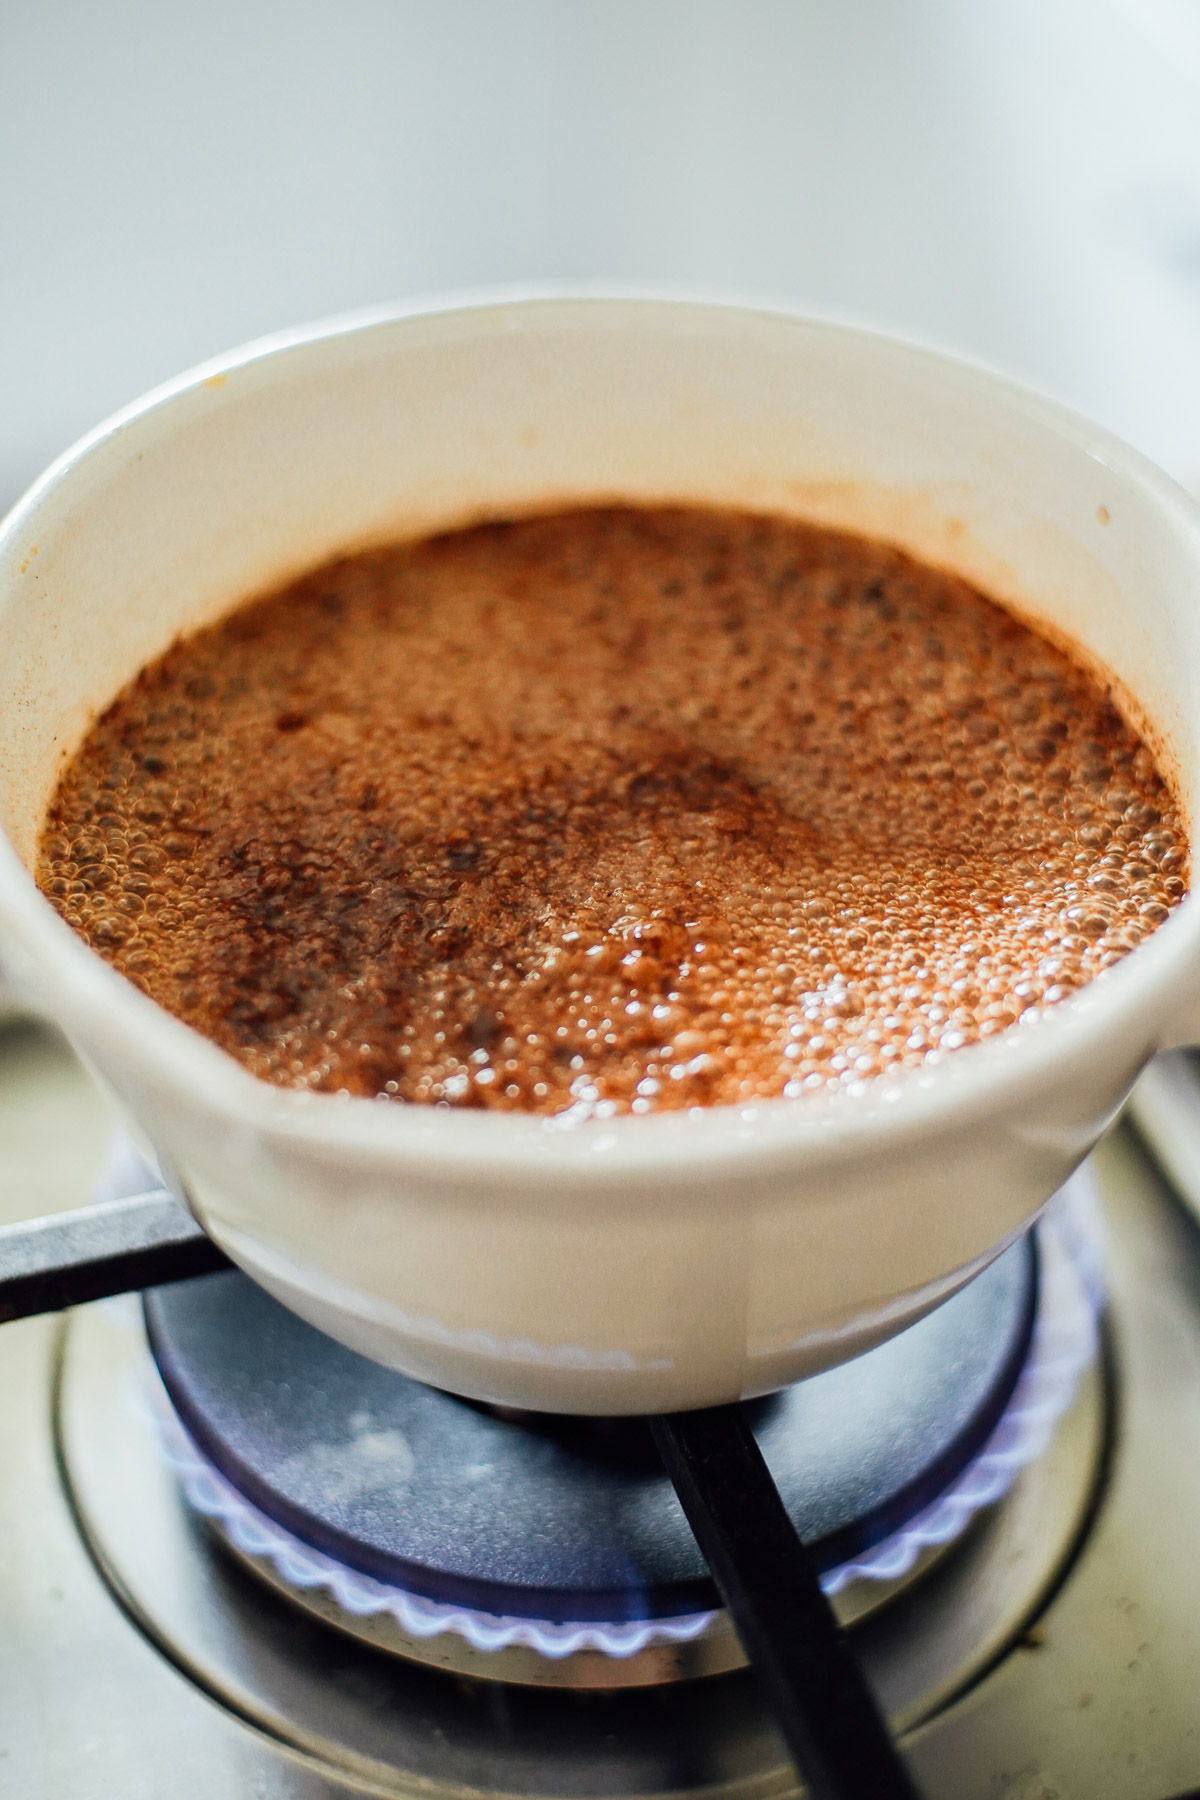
[4,1021,1200,1798]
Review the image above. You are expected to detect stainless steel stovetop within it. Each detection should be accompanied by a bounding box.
[5,1020,1200,1799]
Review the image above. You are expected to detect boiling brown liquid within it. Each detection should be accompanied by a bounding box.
[37,506,1187,1117]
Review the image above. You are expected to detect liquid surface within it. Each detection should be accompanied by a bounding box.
[38,506,1188,1117]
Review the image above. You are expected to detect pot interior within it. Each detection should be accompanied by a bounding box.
[1,299,1197,872]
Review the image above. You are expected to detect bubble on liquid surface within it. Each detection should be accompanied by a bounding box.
[37,506,1188,1116]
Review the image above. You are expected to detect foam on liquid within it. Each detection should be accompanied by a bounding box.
[37,506,1188,1118]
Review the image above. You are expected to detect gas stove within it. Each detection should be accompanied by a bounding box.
[4,1023,1200,1797]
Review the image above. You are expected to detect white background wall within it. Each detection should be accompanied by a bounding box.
[4,0,1200,511]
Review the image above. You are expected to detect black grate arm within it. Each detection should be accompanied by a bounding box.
[0,1190,231,1323]
[652,1403,923,1800]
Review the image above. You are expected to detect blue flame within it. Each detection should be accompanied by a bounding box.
[145,1179,1100,1661]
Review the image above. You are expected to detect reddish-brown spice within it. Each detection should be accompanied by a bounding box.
[37,506,1188,1117]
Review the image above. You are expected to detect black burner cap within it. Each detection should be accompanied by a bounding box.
[146,1234,1036,1623]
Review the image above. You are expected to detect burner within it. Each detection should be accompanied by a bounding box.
[129,1216,1084,1690]
[146,1239,1036,1608]
[53,1189,1107,1784]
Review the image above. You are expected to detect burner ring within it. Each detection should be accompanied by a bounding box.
[54,1184,1108,1768]
[142,1218,1044,1631]
[143,1191,1098,1684]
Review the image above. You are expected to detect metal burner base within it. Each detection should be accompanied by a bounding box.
[220,1538,749,1687]
[141,1234,1039,1639]
[54,1229,1106,1791]
[194,1487,966,1688]
[143,1272,1072,1689]
[131,1203,1097,1690]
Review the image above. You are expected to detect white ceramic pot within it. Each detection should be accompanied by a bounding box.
[1,294,1199,1414]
